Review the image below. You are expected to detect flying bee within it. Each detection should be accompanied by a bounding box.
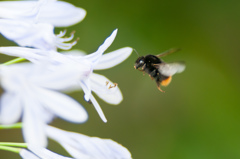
[134,48,185,92]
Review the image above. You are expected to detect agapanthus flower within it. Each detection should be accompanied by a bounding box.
[71,29,132,122]
[0,0,133,158]
[20,145,73,159]
[0,29,133,122]
[0,62,90,147]
[0,0,84,50]
[46,125,132,159]
[0,0,86,27]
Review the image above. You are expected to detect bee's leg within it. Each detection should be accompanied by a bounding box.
[157,84,165,92]
[136,67,145,75]
[157,86,165,92]
[149,75,154,80]
[142,63,146,70]
[156,79,165,93]
[137,68,145,72]
[141,64,146,75]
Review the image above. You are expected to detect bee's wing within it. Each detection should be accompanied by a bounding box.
[156,48,181,58]
[156,62,186,76]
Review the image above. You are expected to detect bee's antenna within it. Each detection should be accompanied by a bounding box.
[133,49,140,57]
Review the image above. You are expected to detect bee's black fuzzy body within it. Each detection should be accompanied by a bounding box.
[134,55,170,92]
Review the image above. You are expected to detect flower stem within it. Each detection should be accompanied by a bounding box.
[0,142,27,148]
[3,57,26,65]
[0,122,22,129]
[0,145,21,154]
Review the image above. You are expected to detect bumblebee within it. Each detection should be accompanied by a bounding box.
[134,48,185,92]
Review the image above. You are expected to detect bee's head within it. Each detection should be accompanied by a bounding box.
[134,56,145,69]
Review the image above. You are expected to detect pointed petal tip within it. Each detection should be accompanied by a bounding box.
[111,29,118,37]
[100,112,107,123]
[77,7,87,23]
[103,118,107,123]
[122,47,133,55]
[110,96,123,105]
[126,47,133,52]
[78,112,89,123]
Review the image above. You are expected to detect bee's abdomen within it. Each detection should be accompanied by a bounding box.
[160,76,172,86]
[155,73,170,84]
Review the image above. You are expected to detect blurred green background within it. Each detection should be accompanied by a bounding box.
[1,0,240,158]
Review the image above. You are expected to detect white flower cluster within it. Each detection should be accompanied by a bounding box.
[0,0,132,158]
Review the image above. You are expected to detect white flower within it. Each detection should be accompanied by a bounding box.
[0,29,133,123]
[65,47,133,122]
[46,126,132,159]
[0,0,85,50]
[0,62,90,147]
[20,145,73,159]
[0,0,86,27]
[71,30,133,122]
[0,19,78,50]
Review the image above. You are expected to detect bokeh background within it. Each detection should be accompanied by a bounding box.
[1,0,240,158]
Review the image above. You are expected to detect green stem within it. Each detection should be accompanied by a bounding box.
[0,145,21,154]
[0,122,22,129]
[3,57,26,65]
[0,142,27,148]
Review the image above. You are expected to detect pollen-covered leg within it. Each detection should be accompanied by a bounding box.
[140,64,146,76]
[156,81,165,93]
[157,84,165,93]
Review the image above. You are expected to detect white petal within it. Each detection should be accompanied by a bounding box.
[62,144,91,159]
[0,1,86,27]
[27,145,73,159]
[61,82,82,94]
[79,80,92,102]
[89,95,107,123]
[0,92,22,124]
[32,63,90,91]
[61,49,86,56]
[94,47,133,70]
[0,20,56,50]
[0,1,40,20]
[22,94,47,147]
[90,73,123,105]
[0,47,46,63]
[104,139,132,158]
[46,126,91,159]
[84,29,118,66]
[34,87,88,123]
[0,64,35,93]
[38,1,86,27]
[46,126,132,159]
[0,47,90,65]
[20,149,40,159]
